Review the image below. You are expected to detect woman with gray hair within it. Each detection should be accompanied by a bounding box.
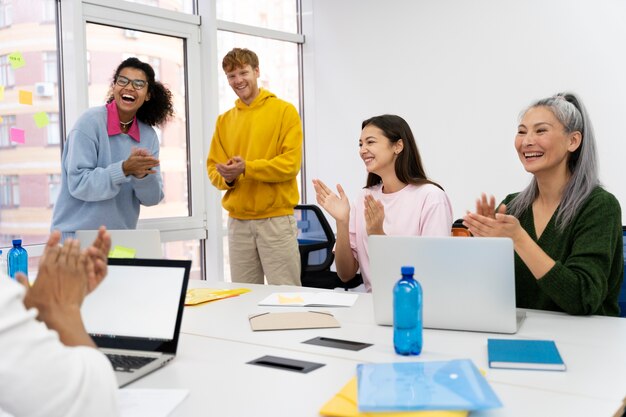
[463,92,623,316]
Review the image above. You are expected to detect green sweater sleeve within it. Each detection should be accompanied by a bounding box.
[504,188,623,316]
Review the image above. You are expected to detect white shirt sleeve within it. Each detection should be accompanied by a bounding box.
[0,277,119,417]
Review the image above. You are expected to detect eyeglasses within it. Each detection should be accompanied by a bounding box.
[115,75,148,90]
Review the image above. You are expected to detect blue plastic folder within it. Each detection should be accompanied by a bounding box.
[356,359,502,412]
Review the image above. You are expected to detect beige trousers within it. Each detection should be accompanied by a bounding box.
[228,216,301,286]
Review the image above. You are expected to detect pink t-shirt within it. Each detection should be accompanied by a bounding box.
[349,183,453,292]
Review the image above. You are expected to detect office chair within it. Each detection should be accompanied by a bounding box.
[294,204,362,290]
[617,226,626,317]
[451,218,472,237]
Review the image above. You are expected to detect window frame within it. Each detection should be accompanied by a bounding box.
[57,1,216,269]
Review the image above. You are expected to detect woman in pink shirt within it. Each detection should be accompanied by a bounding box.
[313,114,453,292]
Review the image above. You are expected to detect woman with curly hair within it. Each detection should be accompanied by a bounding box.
[51,57,174,239]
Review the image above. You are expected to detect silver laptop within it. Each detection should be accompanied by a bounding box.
[81,258,191,387]
[76,229,163,259]
[369,236,524,334]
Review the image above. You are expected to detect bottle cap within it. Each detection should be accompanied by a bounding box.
[401,266,414,275]
[12,239,22,245]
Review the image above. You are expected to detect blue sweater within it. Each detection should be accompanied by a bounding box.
[51,106,163,237]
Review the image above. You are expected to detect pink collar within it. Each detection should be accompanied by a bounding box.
[106,101,140,142]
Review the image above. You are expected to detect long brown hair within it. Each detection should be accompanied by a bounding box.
[363,114,442,190]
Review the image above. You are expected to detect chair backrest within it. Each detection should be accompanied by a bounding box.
[294,204,335,272]
[76,229,163,259]
[617,226,626,317]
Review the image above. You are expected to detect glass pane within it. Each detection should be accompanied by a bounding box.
[162,239,202,280]
[217,32,300,113]
[0,0,61,247]
[216,31,301,279]
[216,0,297,33]
[122,0,194,14]
[85,23,190,220]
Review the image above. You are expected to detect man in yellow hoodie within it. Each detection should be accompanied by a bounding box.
[207,48,302,286]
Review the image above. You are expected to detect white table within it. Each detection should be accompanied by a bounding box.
[130,281,626,417]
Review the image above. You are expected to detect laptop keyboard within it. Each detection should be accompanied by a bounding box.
[106,354,158,373]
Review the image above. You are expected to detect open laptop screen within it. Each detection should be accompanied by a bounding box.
[81,258,191,353]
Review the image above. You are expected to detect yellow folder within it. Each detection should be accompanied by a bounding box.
[319,377,468,417]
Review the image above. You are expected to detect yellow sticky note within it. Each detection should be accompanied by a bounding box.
[0,85,4,101]
[8,52,25,69]
[278,294,305,304]
[108,245,136,259]
[0,116,3,123]
[185,288,251,306]
[33,112,49,128]
[18,90,33,105]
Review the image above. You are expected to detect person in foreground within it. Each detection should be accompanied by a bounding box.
[313,114,454,292]
[51,57,173,240]
[0,227,119,417]
[207,47,303,286]
[463,92,623,316]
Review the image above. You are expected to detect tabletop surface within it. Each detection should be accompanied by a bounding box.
[128,280,626,417]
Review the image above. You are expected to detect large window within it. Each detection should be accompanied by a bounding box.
[215,2,303,281]
[0,54,14,87]
[217,0,298,33]
[0,0,60,247]
[0,175,19,207]
[0,0,12,28]
[0,114,16,147]
[46,112,60,145]
[85,23,189,220]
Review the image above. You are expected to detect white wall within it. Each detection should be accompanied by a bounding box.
[301,0,626,224]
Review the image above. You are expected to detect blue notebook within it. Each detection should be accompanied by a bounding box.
[487,339,566,371]
[356,359,502,412]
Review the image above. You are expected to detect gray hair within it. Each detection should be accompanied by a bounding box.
[507,92,600,231]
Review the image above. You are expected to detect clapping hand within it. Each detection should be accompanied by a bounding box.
[364,194,385,235]
[122,146,160,178]
[216,156,245,184]
[312,179,350,224]
[463,195,522,240]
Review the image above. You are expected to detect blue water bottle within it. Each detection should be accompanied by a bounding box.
[393,265,423,355]
[7,239,28,279]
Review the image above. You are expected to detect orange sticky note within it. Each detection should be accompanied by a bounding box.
[0,85,4,101]
[33,112,49,128]
[19,90,33,105]
[10,128,25,144]
[8,52,25,69]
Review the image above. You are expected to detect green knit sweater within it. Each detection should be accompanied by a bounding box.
[502,187,623,316]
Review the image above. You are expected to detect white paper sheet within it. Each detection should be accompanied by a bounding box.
[118,389,189,417]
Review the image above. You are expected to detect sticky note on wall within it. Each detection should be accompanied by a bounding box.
[10,128,25,144]
[0,85,4,101]
[19,90,33,105]
[33,112,49,128]
[109,245,137,259]
[8,52,25,69]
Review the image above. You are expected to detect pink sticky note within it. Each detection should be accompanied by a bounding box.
[10,128,25,144]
